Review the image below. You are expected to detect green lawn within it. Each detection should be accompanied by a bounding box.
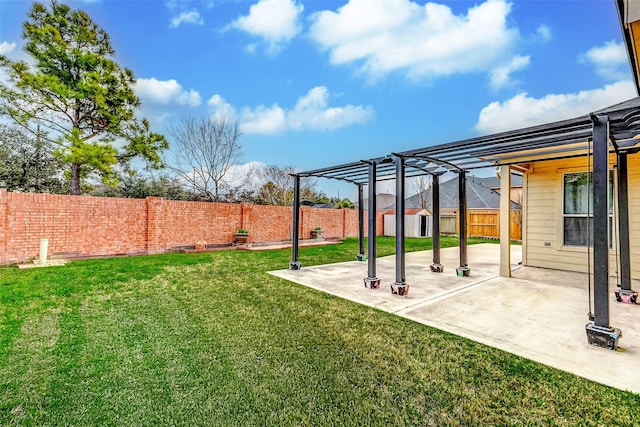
[1,237,638,425]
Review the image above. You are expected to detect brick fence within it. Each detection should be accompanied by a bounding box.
[0,189,383,265]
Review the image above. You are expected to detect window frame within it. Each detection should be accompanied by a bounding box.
[562,171,615,248]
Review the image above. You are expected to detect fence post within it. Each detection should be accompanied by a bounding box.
[0,189,7,265]
[241,202,253,243]
[146,197,166,255]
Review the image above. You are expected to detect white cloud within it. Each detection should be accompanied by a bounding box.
[227,160,265,188]
[240,104,288,134]
[0,41,23,87]
[475,80,635,134]
[209,86,375,134]
[0,41,16,55]
[489,55,530,90]
[309,0,524,82]
[170,10,204,28]
[534,24,552,43]
[207,94,238,122]
[135,78,202,107]
[230,0,304,54]
[287,86,374,131]
[580,41,629,81]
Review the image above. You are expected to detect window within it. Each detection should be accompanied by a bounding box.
[562,172,614,247]
[564,172,591,246]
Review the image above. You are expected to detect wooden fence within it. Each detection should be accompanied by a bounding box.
[441,209,522,240]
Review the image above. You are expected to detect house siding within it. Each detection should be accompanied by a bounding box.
[523,155,640,279]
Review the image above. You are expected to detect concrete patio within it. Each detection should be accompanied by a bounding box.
[269,243,640,395]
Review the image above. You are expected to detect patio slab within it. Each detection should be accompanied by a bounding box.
[269,243,640,395]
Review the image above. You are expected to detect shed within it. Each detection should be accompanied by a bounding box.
[383,208,432,237]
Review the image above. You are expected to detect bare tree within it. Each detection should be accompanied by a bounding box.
[167,116,245,202]
[257,164,317,206]
[412,175,430,210]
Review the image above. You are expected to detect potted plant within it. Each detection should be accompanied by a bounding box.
[310,227,324,240]
[234,228,249,244]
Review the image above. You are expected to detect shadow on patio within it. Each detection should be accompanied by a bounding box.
[270,243,640,395]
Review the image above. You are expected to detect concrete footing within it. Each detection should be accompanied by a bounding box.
[289,261,301,270]
[614,288,638,304]
[456,266,471,277]
[430,263,444,273]
[364,277,380,289]
[585,323,622,350]
[391,282,409,296]
[18,259,67,269]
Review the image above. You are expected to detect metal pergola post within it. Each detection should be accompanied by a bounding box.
[430,173,443,272]
[456,171,470,276]
[616,152,632,291]
[593,115,610,328]
[364,161,380,288]
[357,183,366,261]
[586,114,621,349]
[392,155,409,295]
[289,175,301,270]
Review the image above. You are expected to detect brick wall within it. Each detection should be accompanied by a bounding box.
[0,191,384,265]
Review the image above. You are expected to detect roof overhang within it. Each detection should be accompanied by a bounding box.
[617,0,640,94]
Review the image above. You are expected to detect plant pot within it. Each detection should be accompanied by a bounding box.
[234,233,249,244]
[310,230,324,240]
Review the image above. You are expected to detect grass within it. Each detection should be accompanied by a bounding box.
[1,236,638,425]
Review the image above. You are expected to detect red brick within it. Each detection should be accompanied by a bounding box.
[0,192,384,264]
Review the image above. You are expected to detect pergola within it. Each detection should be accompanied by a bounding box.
[289,97,640,349]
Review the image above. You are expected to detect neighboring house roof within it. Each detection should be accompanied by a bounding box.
[471,174,523,190]
[312,203,335,209]
[363,193,396,211]
[387,175,520,211]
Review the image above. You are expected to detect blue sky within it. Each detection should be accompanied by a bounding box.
[0,0,635,198]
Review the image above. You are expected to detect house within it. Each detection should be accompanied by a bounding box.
[363,193,396,211]
[471,174,523,204]
[512,151,638,276]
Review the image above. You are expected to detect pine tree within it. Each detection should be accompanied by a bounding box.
[0,1,168,195]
